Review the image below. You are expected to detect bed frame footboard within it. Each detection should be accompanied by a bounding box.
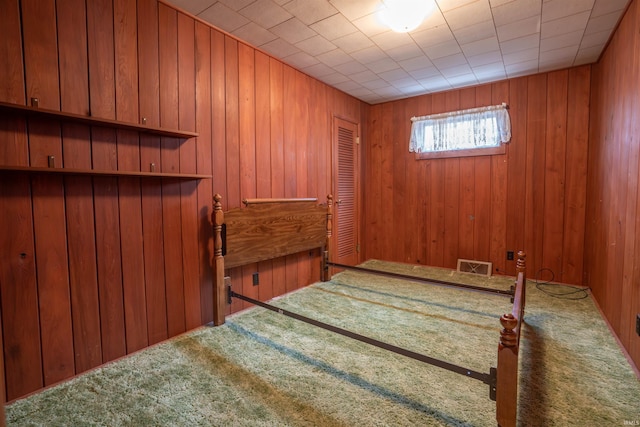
[496,251,526,427]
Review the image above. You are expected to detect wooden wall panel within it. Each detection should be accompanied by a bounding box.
[0,0,363,402]
[138,0,168,346]
[364,68,591,283]
[58,0,102,374]
[587,0,640,370]
[195,21,213,324]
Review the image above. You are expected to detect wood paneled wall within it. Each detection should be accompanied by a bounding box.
[587,0,640,369]
[363,68,591,282]
[0,0,362,401]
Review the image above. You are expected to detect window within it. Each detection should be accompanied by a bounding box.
[409,103,511,159]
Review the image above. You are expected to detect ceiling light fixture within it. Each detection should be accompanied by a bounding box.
[377,0,435,33]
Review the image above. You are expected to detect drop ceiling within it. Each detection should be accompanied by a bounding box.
[165,0,630,104]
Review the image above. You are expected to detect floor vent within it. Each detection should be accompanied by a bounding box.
[457,259,492,277]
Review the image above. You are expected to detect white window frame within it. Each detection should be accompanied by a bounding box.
[409,103,511,159]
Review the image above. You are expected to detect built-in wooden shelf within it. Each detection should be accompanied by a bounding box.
[0,101,198,139]
[0,165,211,179]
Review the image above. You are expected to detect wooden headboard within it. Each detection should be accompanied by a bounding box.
[211,194,333,325]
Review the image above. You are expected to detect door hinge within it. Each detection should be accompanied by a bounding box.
[356,243,360,253]
[356,136,360,145]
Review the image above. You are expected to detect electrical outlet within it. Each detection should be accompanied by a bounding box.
[252,272,259,286]
[506,251,514,261]
[636,314,640,336]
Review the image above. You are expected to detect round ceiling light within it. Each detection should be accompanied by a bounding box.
[377,0,435,33]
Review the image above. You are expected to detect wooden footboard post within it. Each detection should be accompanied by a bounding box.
[496,251,526,427]
[212,194,226,326]
[323,194,333,281]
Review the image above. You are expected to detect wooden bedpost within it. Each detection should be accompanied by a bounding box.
[212,194,226,326]
[496,250,526,427]
[323,194,333,281]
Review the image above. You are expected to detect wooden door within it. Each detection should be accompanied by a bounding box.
[333,117,360,266]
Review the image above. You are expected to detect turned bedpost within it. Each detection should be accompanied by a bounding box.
[323,194,333,281]
[212,194,226,326]
[496,250,526,427]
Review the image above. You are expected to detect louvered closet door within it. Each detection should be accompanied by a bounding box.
[333,117,360,266]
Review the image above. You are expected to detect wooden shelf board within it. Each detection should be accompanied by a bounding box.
[0,101,198,139]
[0,166,211,179]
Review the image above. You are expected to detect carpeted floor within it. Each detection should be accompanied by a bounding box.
[5,260,640,426]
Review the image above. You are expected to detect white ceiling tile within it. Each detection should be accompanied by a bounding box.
[409,66,442,79]
[284,50,320,68]
[418,75,453,91]
[540,11,590,39]
[320,72,351,85]
[584,11,625,35]
[499,34,540,54]
[284,0,339,25]
[349,69,379,83]
[332,32,376,53]
[446,73,478,86]
[411,25,456,48]
[361,78,393,90]
[239,0,292,28]
[334,60,369,75]
[491,0,541,27]
[371,31,415,50]
[367,57,401,73]
[452,20,496,45]
[540,30,583,52]
[330,0,381,20]
[350,45,387,64]
[466,49,503,66]
[295,35,337,55]
[579,29,612,49]
[303,62,337,78]
[541,0,593,22]
[333,79,364,91]
[198,3,249,33]
[233,23,279,47]
[379,68,411,81]
[351,13,389,37]
[574,45,602,64]
[423,39,462,59]
[505,59,539,76]
[461,36,499,57]
[386,43,425,61]
[399,56,435,72]
[170,0,215,15]
[440,63,473,78]
[260,38,301,58]
[502,47,539,65]
[389,77,421,89]
[472,62,507,79]
[217,0,255,12]
[163,0,629,103]
[316,48,354,66]
[433,52,468,69]
[444,0,493,30]
[437,0,480,13]
[310,13,359,40]
[591,0,629,17]
[270,18,317,44]
[496,15,541,42]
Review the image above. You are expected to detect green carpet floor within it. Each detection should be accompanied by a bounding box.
[5,260,640,426]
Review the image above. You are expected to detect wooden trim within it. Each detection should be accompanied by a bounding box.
[0,101,198,138]
[242,197,318,205]
[0,166,211,179]
[415,144,506,160]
